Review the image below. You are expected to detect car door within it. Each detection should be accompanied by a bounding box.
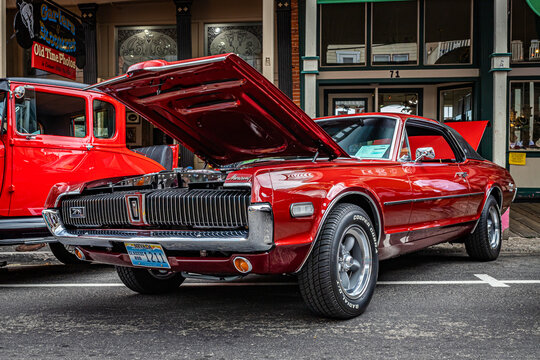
[400,120,471,242]
[9,84,93,217]
[0,91,6,200]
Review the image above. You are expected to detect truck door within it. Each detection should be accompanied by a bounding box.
[9,85,92,217]
[0,91,7,198]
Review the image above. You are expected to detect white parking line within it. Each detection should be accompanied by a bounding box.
[474,274,510,287]
[0,278,539,288]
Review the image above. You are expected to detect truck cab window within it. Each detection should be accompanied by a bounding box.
[0,92,6,134]
[93,100,116,139]
[15,89,86,138]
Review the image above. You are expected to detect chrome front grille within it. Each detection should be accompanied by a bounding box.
[60,188,251,229]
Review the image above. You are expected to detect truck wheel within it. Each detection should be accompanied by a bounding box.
[49,243,85,265]
[298,203,379,319]
[465,196,502,261]
[116,266,184,294]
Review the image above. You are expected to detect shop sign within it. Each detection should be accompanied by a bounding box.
[509,152,526,166]
[31,42,76,80]
[14,0,85,78]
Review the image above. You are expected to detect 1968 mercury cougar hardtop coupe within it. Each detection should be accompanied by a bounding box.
[43,54,515,319]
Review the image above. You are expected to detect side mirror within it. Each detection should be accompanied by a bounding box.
[415,147,435,163]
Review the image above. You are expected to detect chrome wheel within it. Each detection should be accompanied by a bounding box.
[486,205,501,249]
[337,225,373,299]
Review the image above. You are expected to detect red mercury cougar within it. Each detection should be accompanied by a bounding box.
[43,54,515,319]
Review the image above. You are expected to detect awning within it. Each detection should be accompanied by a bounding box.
[526,0,540,17]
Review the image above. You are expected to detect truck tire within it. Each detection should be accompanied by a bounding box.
[298,203,379,319]
[116,266,184,294]
[49,243,85,265]
[465,196,502,261]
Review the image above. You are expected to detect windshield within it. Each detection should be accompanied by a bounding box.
[316,116,397,159]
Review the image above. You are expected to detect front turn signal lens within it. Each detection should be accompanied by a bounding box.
[233,257,252,273]
[290,202,315,218]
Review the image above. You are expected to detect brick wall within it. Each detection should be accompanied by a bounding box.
[291,0,301,106]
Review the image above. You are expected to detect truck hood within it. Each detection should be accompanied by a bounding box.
[92,54,348,166]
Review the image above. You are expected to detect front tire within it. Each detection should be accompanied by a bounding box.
[298,203,379,319]
[465,196,502,261]
[116,266,184,294]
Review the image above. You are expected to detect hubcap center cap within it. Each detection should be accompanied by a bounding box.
[342,255,354,271]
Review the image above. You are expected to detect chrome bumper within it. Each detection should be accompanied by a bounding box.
[42,204,274,253]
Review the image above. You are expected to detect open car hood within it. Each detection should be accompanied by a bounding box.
[92,54,348,166]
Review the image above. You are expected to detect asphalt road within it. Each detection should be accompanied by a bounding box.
[0,251,538,360]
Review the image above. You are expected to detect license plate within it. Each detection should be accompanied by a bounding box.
[125,243,170,269]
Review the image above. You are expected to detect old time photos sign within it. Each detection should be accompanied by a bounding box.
[14,0,85,80]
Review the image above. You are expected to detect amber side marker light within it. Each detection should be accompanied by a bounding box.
[233,257,252,274]
[74,247,86,261]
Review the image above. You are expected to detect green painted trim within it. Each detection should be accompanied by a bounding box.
[489,53,512,58]
[508,151,540,157]
[317,77,479,85]
[489,68,512,72]
[301,70,320,74]
[317,0,408,3]
[516,187,540,200]
[301,56,320,60]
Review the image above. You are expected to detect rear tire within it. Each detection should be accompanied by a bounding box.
[465,196,502,261]
[116,266,184,294]
[49,243,85,265]
[298,203,379,319]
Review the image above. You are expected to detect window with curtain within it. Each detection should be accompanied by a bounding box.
[424,0,472,65]
[321,3,366,66]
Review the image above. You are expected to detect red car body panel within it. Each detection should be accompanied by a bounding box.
[92,53,348,166]
[0,79,166,230]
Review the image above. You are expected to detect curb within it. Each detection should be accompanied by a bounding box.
[0,251,59,265]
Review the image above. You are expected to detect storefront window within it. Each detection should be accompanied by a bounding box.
[116,26,177,75]
[321,3,366,66]
[333,98,368,115]
[205,23,262,72]
[424,0,472,65]
[378,92,419,115]
[511,0,540,63]
[440,87,473,121]
[372,1,418,65]
[509,82,540,151]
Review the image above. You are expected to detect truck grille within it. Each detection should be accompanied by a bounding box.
[60,189,251,229]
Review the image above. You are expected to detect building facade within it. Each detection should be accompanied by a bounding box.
[0,0,538,199]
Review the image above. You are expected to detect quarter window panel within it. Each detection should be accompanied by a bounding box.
[511,0,540,63]
[424,0,472,65]
[93,100,116,139]
[321,3,366,66]
[15,89,87,138]
[509,81,540,151]
[372,0,418,65]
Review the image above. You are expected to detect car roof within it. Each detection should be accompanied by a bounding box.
[314,112,439,125]
[0,77,93,91]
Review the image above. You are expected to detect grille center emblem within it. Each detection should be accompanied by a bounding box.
[69,207,86,219]
[125,193,146,225]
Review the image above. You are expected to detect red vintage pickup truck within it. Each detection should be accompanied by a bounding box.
[0,77,175,262]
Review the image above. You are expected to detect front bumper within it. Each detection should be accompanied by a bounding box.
[42,203,274,253]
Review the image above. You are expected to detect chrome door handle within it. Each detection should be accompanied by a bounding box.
[455,172,468,178]
[85,144,94,150]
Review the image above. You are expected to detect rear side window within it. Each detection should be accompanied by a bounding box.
[93,100,116,139]
[15,88,87,137]
[405,124,459,162]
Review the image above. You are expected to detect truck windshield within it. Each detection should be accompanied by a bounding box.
[316,116,397,159]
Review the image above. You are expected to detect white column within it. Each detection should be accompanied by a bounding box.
[0,0,6,77]
[262,0,274,83]
[303,0,318,117]
[492,0,509,167]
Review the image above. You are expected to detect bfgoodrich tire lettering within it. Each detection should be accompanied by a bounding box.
[298,203,379,319]
[465,196,502,261]
[116,266,185,294]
